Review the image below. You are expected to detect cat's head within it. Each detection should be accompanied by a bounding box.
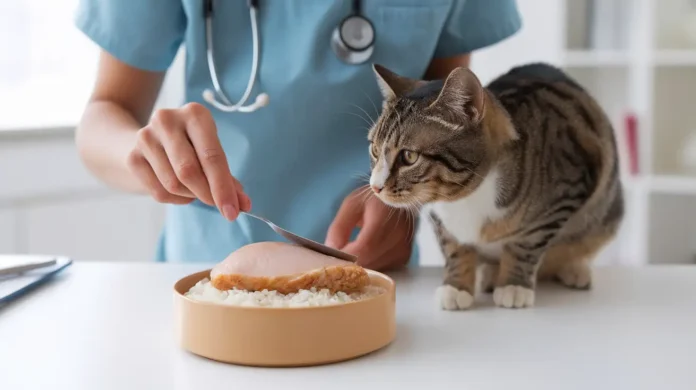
[367,64,516,208]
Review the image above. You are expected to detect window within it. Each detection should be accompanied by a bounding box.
[0,0,98,130]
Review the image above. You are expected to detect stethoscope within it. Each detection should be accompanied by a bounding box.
[202,0,375,113]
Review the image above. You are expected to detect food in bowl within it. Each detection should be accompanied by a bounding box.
[183,241,385,307]
[209,241,370,294]
[185,278,385,308]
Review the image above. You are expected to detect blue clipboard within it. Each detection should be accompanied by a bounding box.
[0,257,73,305]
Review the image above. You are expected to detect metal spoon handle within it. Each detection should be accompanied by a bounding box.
[241,211,271,225]
[240,211,357,262]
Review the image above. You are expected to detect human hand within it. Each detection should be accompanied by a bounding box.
[325,187,414,271]
[125,102,251,220]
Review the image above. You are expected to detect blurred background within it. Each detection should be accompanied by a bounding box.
[1,0,694,266]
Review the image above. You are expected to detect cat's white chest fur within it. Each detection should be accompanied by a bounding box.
[428,169,507,258]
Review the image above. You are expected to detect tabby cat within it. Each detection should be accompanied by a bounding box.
[367,63,623,309]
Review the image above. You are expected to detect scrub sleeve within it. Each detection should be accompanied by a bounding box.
[74,0,186,72]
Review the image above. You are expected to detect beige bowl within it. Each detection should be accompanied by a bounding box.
[173,269,396,367]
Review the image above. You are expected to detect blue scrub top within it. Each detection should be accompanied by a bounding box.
[75,0,521,264]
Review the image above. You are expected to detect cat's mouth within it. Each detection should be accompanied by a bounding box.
[375,186,456,207]
[373,190,422,210]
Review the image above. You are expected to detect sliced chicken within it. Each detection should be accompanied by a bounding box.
[210,241,370,294]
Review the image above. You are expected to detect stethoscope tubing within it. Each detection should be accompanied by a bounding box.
[203,0,374,113]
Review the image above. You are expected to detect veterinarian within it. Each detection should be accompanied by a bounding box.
[74,0,521,269]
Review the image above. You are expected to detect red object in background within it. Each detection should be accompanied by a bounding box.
[624,112,639,175]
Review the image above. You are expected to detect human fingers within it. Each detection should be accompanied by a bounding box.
[135,123,194,198]
[340,209,388,266]
[325,193,364,250]
[180,103,243,220]
[125,148,194,205]
[343,200,414,269]
[150,108,216,207]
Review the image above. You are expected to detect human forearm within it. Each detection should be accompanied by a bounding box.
[76,100,145,193]
[76,51,165,194]
[424,53,471,80]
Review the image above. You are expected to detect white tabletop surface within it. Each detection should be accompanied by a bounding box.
[1,262,695,390]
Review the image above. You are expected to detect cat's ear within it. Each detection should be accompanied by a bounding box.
[429,67,485,123]
[373,64,422,100]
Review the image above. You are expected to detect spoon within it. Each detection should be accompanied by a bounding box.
[241,212,358,262]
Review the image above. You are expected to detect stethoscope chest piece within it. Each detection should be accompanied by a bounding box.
[331,13,375,64]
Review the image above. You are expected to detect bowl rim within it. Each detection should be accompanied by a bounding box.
[173,268,395,312]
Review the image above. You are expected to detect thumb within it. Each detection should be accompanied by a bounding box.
[325,195,364,249]
[340,205,385,265]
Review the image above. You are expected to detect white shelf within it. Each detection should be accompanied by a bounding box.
[556,0,696,266]
[653,50,696,66]
[646,175,696,194]
[622,175,696,195]
[563,50,696,68]
[563,50,630,67]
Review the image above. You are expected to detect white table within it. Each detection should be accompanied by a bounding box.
[1,262,695,390]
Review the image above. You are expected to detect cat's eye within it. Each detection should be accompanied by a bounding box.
[401,150,419,165]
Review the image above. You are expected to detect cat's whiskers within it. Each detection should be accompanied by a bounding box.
[340,111,374,130]
[391,195,423,223]
[385,205,394,223]
[350,103,376,128]
[394,206,403,233]
[408,197,438,236]
[350,172,371,183]
[422,189,452,202]
[359,88,380,118]
[402,206,412,242]
[390,207,408,235]
[404,200,419,242]
[334,96,377,130]
[466,167,484,179]
[447,173,481,189]
[355,185,374,207]
[357,185,372,198]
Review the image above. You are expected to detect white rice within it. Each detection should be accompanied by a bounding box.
[185,278,385,308]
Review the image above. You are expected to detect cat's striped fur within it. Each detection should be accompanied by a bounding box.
[367,63,623,309]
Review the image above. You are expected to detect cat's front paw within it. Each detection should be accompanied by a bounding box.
[557,262,592,289]
[436,285,474,310]
[493,285,535,308]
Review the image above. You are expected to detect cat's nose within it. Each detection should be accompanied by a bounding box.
[371,185,383,194]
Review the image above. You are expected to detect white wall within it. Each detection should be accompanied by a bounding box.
[0,50,184,262]
[0,131,165,261]
[469,0,564,84]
